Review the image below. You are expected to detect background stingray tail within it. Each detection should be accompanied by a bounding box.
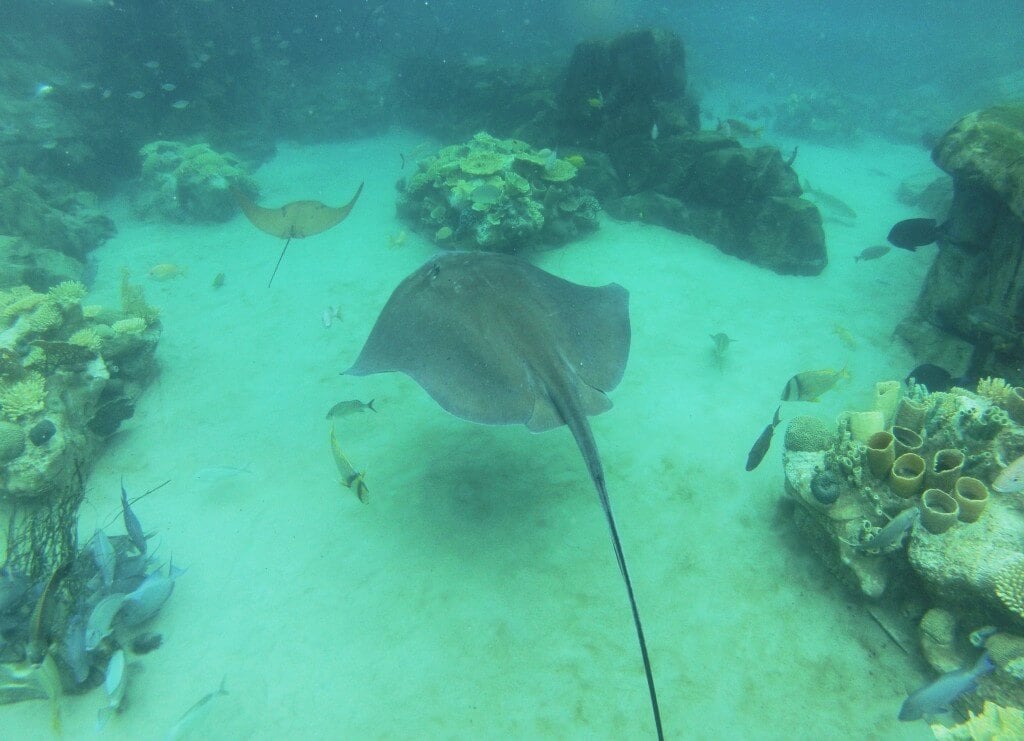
[565,413,664,740]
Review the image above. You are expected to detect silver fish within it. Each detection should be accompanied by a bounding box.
[90,529,115,589]
[85,593,127,652]
[118,561,177,627]
[166,677,229,741]
[62,614,90,685]
[97,649,127,729]
[847,507,920,553]
[121,477,147,555]
[899,652,994,721]
[325,399,376,419]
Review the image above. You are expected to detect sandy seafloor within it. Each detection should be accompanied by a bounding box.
[7,129,945,739]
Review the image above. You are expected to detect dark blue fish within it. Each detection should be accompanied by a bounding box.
[121,477,147,555]
[888,218,942,251]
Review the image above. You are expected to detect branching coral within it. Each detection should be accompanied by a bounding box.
[120,269,160,326]
[47,280,87,308]
[68,327,102,352]
[111,317,147,335]
[0,372,46,421]
[978,376,1014,405]
[26,301,62,333]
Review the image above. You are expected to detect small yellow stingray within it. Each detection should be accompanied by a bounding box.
[832,324,857,350]
[232,182,364,287]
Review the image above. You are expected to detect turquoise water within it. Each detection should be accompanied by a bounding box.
[4,1,1022,737]
[5,131,937,737]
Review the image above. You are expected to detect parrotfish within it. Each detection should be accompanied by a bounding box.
[899,652,994,721]
[745,406,782,471]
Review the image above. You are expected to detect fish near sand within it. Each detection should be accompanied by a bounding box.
[781,367,849,402]
[232,182,364,287]
[899,652,994,721]
[97,649,127,729]
[329,424,368,503]
[344,251,663,739]
[854,245,890,262]
[745,406,782,471]
[166,677,229,741]
[993,453,1024,493]
[326,399,376,419]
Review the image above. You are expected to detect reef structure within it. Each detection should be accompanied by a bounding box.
[396,132,599,252]
[130,140,258,223]
[897,104,1024,381]
[784,377,1024,718]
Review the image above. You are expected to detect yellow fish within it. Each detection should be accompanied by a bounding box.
[387,230,408,249]
[329,424,368,503]
[781,366,850,402]
[832,324,857,350]
[148,263,186,280]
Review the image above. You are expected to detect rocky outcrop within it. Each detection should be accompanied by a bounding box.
[897,104,1024,382]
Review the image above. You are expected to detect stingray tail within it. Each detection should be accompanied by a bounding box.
[567,413,663,740]
[267,237,292,287]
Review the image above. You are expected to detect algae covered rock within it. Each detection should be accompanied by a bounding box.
[397,132,599,252]
[934,104,1024,221]
[131,140,258,223]
[0,273,159,498]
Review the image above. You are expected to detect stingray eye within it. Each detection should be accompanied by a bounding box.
[428,264,441,281]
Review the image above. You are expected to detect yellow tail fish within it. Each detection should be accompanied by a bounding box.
[329,424,368,503]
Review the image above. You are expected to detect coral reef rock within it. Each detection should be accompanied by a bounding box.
[131,140,258,223]
[396,132,599,252]
[785,378,1024,716]
[897,104,1024,382]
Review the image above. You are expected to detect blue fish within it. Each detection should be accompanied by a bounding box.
[899,652,995,721]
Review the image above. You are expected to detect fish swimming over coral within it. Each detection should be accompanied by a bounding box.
[344,251,662,738]
[232,182,364,287]
[781,367,849,402]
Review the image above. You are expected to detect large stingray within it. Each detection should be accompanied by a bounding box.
[345,251,663,738]
[232,183,364,286]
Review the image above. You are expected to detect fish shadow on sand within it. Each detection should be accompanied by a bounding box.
[344,250,662,738]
